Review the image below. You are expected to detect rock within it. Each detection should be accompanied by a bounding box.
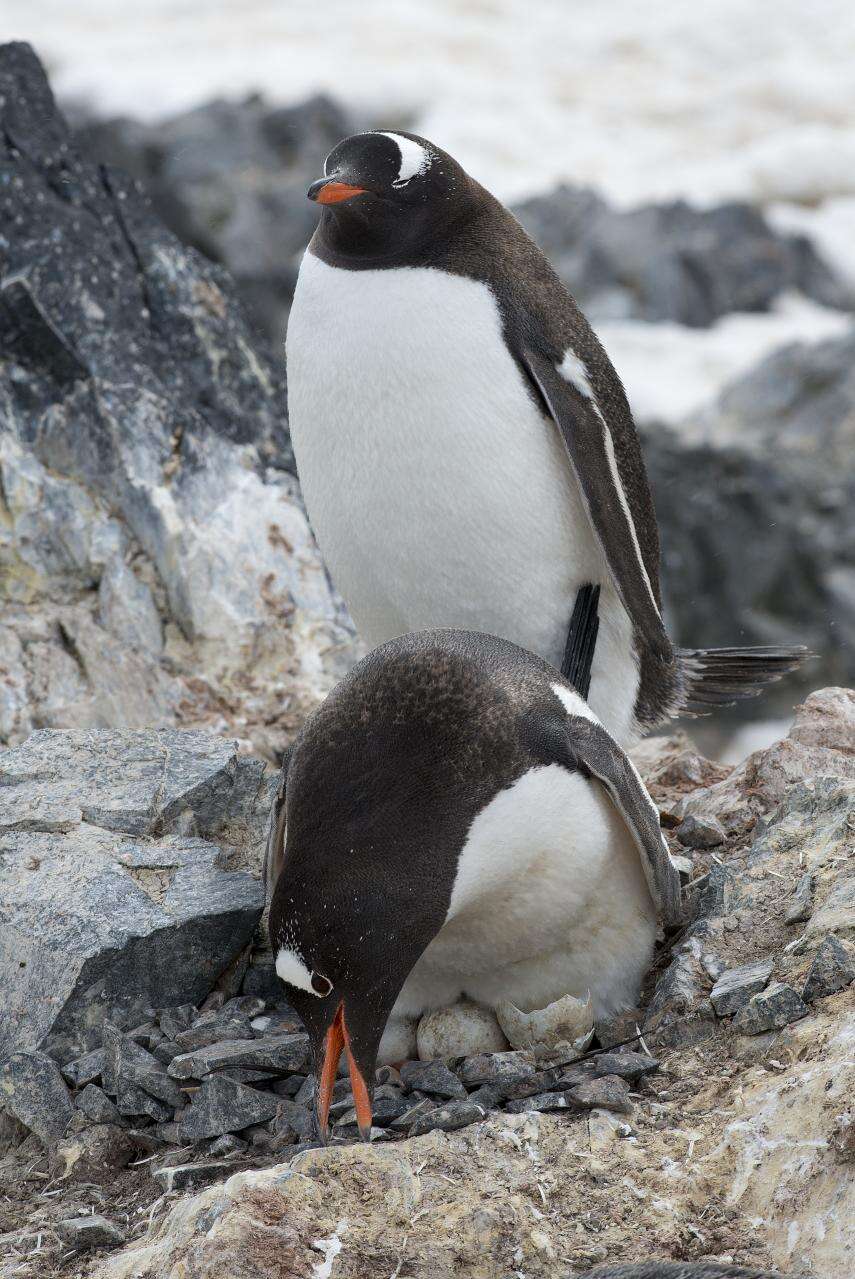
[644,933,717,1048]
[57,1215,126,1250]
[588,1051,659,1082]
[152,1161,233,1193]
[0,44,358,765]
[646,337,855,697]
[334,1095,411,1132]
[710,960,774,1017]
[0,728,266,1062]
[179,1076,280,1140]
[566,1075,633,1114]
[785,872,815,925]
[76,1084,122,1126]
[504,1091,581,1115]
[76,92,356,348]
[0,1051,73,1144]
[158,1006,197,1039]
[251,1010,303,1037]
[830,1111,855,1163]
[167,1032,309,1080]
[674,814,726,849]
[733,982,810,1035]
[408,1099,487,1137]
[173,1014,255,1053]
[513,184,853,327]
[496,990,594,1053]
[61,1049,105,1088]
[270,1097,316,1142]
[458,1050,537,1091]
[801,936,855,1002]
[53,1124,137,1183]
[416,1000,508,1060]
[387,1098,437,1133]
[206,1133,248,1159]
[805,876,855,943]
[399,1059,467,1100]
[588,1108,635,1152]
[103,1027,185,1108]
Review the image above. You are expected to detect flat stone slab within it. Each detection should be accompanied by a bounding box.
[178,1075,280,1139]
[710,960,774,1016]
[0,730,265,1062]
[409,1099,487,1137]
[167,1032,310,1080]
[400,1060,467,1099]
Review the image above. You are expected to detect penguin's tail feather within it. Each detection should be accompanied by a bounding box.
[676,644,812,715]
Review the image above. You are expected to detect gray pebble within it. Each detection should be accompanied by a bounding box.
[458,1050,536,1090]
[675,814,726,849]
[733,981,810,1035]
[400,1059,467,1099]
[785,872,815,925]
[409,1099,487,1137]
[57,1215,125,1250]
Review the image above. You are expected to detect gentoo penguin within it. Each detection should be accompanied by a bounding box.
[266,628,681,1139]
[285,130,807,746]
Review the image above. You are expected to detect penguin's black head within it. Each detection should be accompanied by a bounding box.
[266,635,524,1142]
[307,130,475,261]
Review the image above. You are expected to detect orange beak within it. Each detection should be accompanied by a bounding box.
[310,180,368,205]
[316,1002,373,1142]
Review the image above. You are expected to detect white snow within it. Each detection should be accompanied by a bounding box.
[12,0,855,210]
[598,294,852,424]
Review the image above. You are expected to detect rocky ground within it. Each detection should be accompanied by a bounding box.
[1,689,853,1278]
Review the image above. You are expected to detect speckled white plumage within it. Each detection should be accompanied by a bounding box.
[287,251,641,744]
[379,754,657,1062]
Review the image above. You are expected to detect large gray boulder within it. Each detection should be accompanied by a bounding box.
[0,727,267,1063]
[0,43,358,762]
[513,184,853,326]
[645,328,855,696]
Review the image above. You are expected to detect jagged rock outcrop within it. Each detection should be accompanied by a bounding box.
[514,184,853,326]
[0,42,359,764]
[643,328,855,693]
[75,92,357,348]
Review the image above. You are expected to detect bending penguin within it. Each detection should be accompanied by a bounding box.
[266,627,682,1140]
[286,129,807,747]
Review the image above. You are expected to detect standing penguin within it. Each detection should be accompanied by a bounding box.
[286,130,806,746]
[266,628,681,1140]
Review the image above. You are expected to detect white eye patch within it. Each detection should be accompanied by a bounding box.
[276,947,320,995]
[375,131,431,186]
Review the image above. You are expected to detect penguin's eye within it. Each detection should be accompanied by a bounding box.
[310,971,333,997]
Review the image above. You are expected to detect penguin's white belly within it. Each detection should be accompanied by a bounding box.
[287,252,639,744]
[389,766,657,1038]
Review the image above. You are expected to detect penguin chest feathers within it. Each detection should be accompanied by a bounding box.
[286,252,605,660]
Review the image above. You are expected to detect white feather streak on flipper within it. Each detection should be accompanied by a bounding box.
[375,131,431,184]
[556,348,661,620]
[550,681,600,725]
[496,990,594,1052]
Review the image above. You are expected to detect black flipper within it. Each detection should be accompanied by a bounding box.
[551,712,683,927]
[521,346,671,663]
[264,745,293,906]
[677,645,811,714]
[561,583,601,700]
